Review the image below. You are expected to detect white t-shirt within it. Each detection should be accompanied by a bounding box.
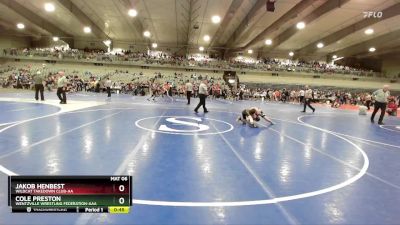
[57,76,67,88]
[185,82,193,92]
[105,80,112,88]
[305,89,313,99]
[261,91,267,97]
[198,83,208,95]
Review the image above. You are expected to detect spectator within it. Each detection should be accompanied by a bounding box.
[365,93,372,110]
[386,98,397,116]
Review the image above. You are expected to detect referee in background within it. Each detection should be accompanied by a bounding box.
[194,79,209,113]
[301,85,315,113]
[185,80,193,105]
[56,71,68,104]
[33,71,45,101]
[371,85,390,125]
[105,77,112,98]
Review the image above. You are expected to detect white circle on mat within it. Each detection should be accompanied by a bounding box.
[135,116,233,135]
[129,115,369,207]
[0,107,368,207]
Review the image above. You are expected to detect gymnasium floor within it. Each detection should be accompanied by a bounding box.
[0,91,399,225]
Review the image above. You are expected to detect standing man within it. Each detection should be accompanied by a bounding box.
[301,85,315,113]
[299,88,305,104]
[56,71,68,104]
[238,88,244,100]
[185,80,193,105]
[33,71,45,101]
[371,85,390,125]
[365,93,372,110]
[194,79,209,113]
[105,77,112,98]
[147,82,159,102]
[165,82,174,101]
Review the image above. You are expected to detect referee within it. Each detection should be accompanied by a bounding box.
[301,85,315,113]
[371,85,390,125]
[194,79,209,113]
[56,71,68,104]
[105,77,112,98]
[185,80,193,105]
[33,71,45,101]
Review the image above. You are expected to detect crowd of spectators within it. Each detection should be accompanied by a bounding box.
[1,50,398,115]
[1,62,398,116]
[234,84,399,116]
[2,47,381,77]
[0,63,229,98]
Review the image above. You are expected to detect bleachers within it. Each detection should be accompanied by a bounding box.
[0,60,225,90]
[0,58,397,91]
[1,48,388,79]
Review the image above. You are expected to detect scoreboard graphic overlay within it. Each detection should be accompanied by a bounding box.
[8,176,132,213]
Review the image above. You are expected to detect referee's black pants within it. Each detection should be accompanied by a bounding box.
[186,91,192,104]
[371,101,387,123]
[303,98,315,112]
[107,87,111,97]
[194,94,207,112]
[365,100,371,110]
[57,87,66,103]
[35,84,44,100]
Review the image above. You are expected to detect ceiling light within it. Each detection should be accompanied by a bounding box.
[364,28,374,35]
[83,26,91,33]
[369,47,376,52]
[317,42,324,48]
[248,49,253,54]
[199,46,204,51]
[332,55,337,59]
[53,36,59,41]
[152,43,157,48]
[211,15,221,24]
[289,51,294,57]
[44,3,55,12]
[296,22,305,30]
[104,40,111,46]
[143,31,151,37]
[265,39,272,45]
[203,35,210,42]
[128,9,137,17]
[16,23,25,29]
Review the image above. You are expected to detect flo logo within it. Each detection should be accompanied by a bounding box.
[363,11,383,18]
[135,116,233,135]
